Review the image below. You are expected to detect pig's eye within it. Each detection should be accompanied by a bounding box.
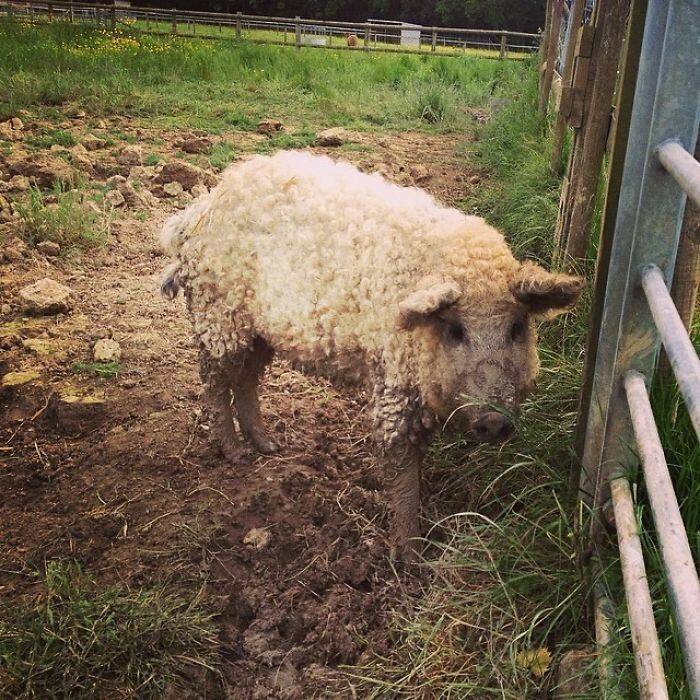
[510,320,526,343]
[446,322,467,345]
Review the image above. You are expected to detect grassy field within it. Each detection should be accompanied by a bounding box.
[1,17,695,699]
[0,18,518,129]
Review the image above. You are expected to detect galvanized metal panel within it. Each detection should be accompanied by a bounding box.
[578,0,700,507]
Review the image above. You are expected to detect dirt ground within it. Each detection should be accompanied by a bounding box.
[0,116,483,698]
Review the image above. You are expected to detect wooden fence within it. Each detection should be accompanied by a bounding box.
[0,1,540,60]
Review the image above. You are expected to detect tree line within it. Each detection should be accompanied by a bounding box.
[142,0,546,33]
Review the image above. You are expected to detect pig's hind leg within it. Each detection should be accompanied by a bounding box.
[199,350,240,462]
[232,337,278,454]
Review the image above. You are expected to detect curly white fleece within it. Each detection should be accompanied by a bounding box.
[161,150,521,391]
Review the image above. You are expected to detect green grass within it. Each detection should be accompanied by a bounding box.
[0,560,218,699]
[0,19,517,132]
[13,181,110,249]
[72,360,122,379]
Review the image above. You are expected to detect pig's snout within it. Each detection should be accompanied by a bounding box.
[471,412,514,443]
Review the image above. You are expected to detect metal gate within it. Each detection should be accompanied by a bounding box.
[575,0,699,696]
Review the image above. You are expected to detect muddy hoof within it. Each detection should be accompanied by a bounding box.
[251,434,279,455]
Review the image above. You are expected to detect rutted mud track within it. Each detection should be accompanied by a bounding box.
[0,121,482,698]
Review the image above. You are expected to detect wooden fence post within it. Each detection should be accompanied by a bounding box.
[47,2,53,22]
[110,4,116,31]
[550,0,586,174]
[538,0,564,117]
[235,12,241,40]
[295,16,301,47]
[431,27,437,52]
[557,0,631,265]
[539,0,554,89]
[364,23,371,50]
[171,8,177,35]
[68,1,73,23]
[499,32,507,59]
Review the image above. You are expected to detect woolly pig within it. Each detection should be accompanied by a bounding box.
[160,151,583,555]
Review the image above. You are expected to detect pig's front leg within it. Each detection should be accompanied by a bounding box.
[373,382,434,560]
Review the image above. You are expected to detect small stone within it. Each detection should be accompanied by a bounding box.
[243,527,271,550]
[36,240,61,257]
[117,182,146,208]
[7,175,29,192]
[66,106,87,119]
[1,369,41,388]
[10,117,24,131]
[163,181,184,197]
[82,134,107,151]
[3,236,28,262]
[22,338,55,355]
[469,174,481,185]
[117,145,143,166]
[256,119,283,135]
[410,164,430,183]
[191,183,208,199]
[49,144,67,153]
[178,136,213,154]
[104,189,126,208]
[93,338,122,362]
[0,303,11,316]
[95,119,108,129]
[156,160,210,191]
[0,122,23,142]
[7,154,75,189]
[19,277,72,315]
[0,333,21,350]
[317,127,347,147]
[106,174,127,189]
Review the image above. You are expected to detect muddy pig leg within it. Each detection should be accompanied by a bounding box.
[199,350,239,461]
[373,382,432,560]
[232,337,278,454]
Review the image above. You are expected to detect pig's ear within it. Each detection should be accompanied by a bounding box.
[398,279,462,330]
[511,262,585,317]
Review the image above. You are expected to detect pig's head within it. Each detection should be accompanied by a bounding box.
[398,262,584,443]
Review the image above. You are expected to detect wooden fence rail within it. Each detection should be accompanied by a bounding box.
[0,1,540,59]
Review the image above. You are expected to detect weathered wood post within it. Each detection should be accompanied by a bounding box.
[110,4,116,31]
[539,0,554,90]
[539,0,564,117]
[364,23,371,50]
[558,0,631,264]
[235,12,241,40]
[171,8,177,35]
[431,27,437,52]
[47,2,53,22]
[499,32,507,59]
[68,1,74,23]
[550,0,585,174]
[295,16,301,47]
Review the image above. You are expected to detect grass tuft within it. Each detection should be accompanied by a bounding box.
[72,360,122,379]
[0,560,219,699]
[13,182,110,250]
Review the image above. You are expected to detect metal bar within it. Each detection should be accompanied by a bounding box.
[641,263,700,437]
[625,370,700,696]
[657,139,700,209]
[610,476,669,700]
